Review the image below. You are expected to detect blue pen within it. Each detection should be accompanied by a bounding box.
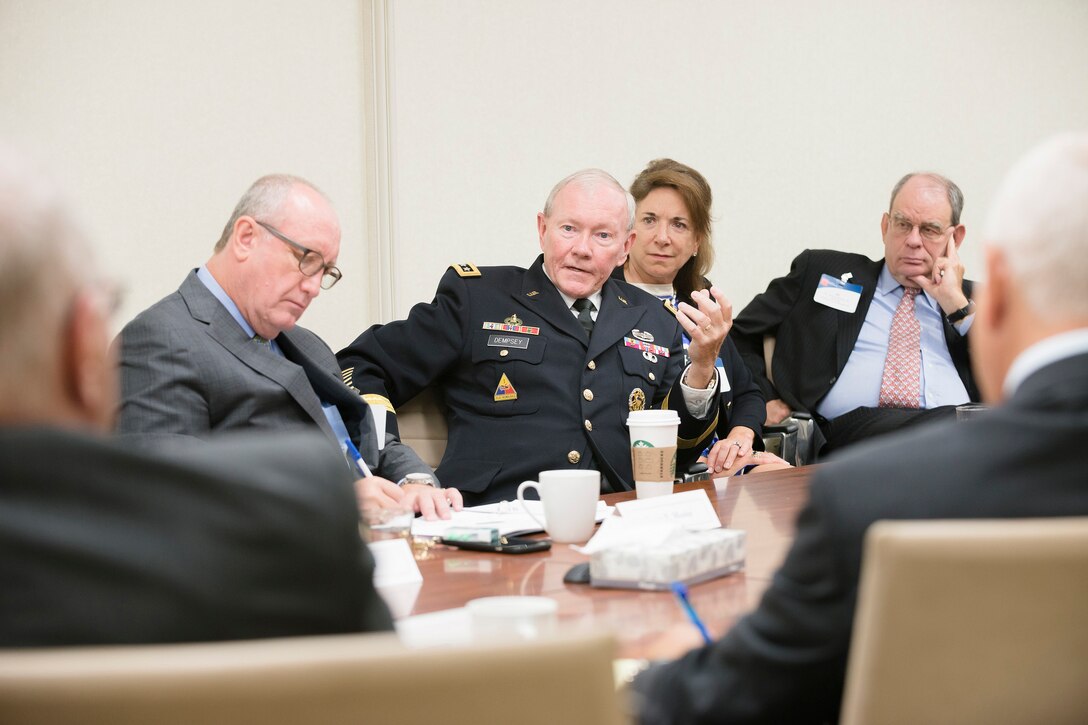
[342,437,373,478]
[670,581,713,645]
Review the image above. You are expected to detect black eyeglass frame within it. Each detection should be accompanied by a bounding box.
[254,219,342,289]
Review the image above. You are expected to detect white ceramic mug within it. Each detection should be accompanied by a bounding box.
[516,469,600,543]
[466,596,558,642]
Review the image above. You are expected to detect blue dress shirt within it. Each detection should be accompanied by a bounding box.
[817,265,970,420]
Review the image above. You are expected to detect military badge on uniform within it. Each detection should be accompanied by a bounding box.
[618,295,629,305]
[624,336,670,358]
[526,290,540,297]
[483,321,540,335]
[662,298,678,315]
[487,334,529,349]
[631,329,654,342]
[504,314,522,325]
[452,262,482,277]
[495,373,518,401]
[628,387,646,411]
[643,351,658,363]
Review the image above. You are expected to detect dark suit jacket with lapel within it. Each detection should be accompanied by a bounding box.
[633,350,1088,724]
[0,428,392,646]
[731,249,979,415]
[117,271,428,482]
[337,256,720,505]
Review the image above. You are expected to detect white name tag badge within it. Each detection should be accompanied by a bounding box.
[813,273,863,313]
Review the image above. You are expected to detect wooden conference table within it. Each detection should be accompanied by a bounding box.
[406,465,813,658]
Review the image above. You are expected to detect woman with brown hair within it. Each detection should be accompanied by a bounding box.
[614,158,788,476]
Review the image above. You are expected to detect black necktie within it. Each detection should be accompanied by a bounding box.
[572,298,596,336]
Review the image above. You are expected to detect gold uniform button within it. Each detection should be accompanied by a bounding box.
[583,389,594,401]
[587,360,596,370]
[649,372,656,381]
[568,451,581,464]
[499,349,509,357]
[584,419,593,431]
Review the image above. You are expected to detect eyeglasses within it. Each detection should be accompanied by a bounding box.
[254,220,342,289]
[889,213,952,243]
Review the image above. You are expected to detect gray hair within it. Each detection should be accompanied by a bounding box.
[0,144,97,406]
[982,132,1088,320]
[214,174,330,251]
[542,168,635,231]
[889,172,965,226]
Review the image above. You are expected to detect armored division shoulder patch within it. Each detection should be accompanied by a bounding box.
[451,262,482,278]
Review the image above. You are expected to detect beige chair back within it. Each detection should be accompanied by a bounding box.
[0,632,624,725]
[841,517,1088,725]
[395,387,448,468]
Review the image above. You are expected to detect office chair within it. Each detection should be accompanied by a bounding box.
[0,631,624,725]
[840,517,1088,725]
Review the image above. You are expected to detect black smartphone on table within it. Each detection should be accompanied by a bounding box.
[439,535,551,554]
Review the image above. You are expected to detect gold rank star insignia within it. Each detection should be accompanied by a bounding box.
[504,313,522,326]
[494,373,518,401]
[628,387,646,411]
[452,262,481,278]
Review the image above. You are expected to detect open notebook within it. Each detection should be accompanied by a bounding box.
[411,500,614,539]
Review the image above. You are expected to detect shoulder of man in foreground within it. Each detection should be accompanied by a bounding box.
[1,428,393,645]
[632,383,1088,724]
[121,430,395,634]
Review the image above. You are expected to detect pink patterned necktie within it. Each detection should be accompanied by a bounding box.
[878,287,921,408]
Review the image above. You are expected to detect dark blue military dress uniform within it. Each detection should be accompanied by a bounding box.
[338,255,719,506]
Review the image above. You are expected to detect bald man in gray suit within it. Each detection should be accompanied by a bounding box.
[117,174,462,519]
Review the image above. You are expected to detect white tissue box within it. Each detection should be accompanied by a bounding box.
[589,528,746,590]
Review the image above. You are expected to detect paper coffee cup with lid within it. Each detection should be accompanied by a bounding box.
[627,409,680,498]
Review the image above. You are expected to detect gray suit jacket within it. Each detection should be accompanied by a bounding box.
[1,428,392,646]
[117,271,431,483]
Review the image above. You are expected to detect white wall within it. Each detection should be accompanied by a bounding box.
[2,0,1087,343]
[386,0,1088,317]
[0,0,368,349]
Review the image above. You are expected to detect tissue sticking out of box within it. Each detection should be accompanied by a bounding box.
[589,528,746,590]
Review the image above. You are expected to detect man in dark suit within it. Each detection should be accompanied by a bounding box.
[338,169,732,505]
[117,174,460,519]
[631,133,1088,723]
[0,146,392,646]
[731,173,980,455]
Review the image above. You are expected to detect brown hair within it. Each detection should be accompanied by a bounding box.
[628,158,715,306]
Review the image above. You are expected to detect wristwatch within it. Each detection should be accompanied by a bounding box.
[397,473,435,488]
[946,300,975,323]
